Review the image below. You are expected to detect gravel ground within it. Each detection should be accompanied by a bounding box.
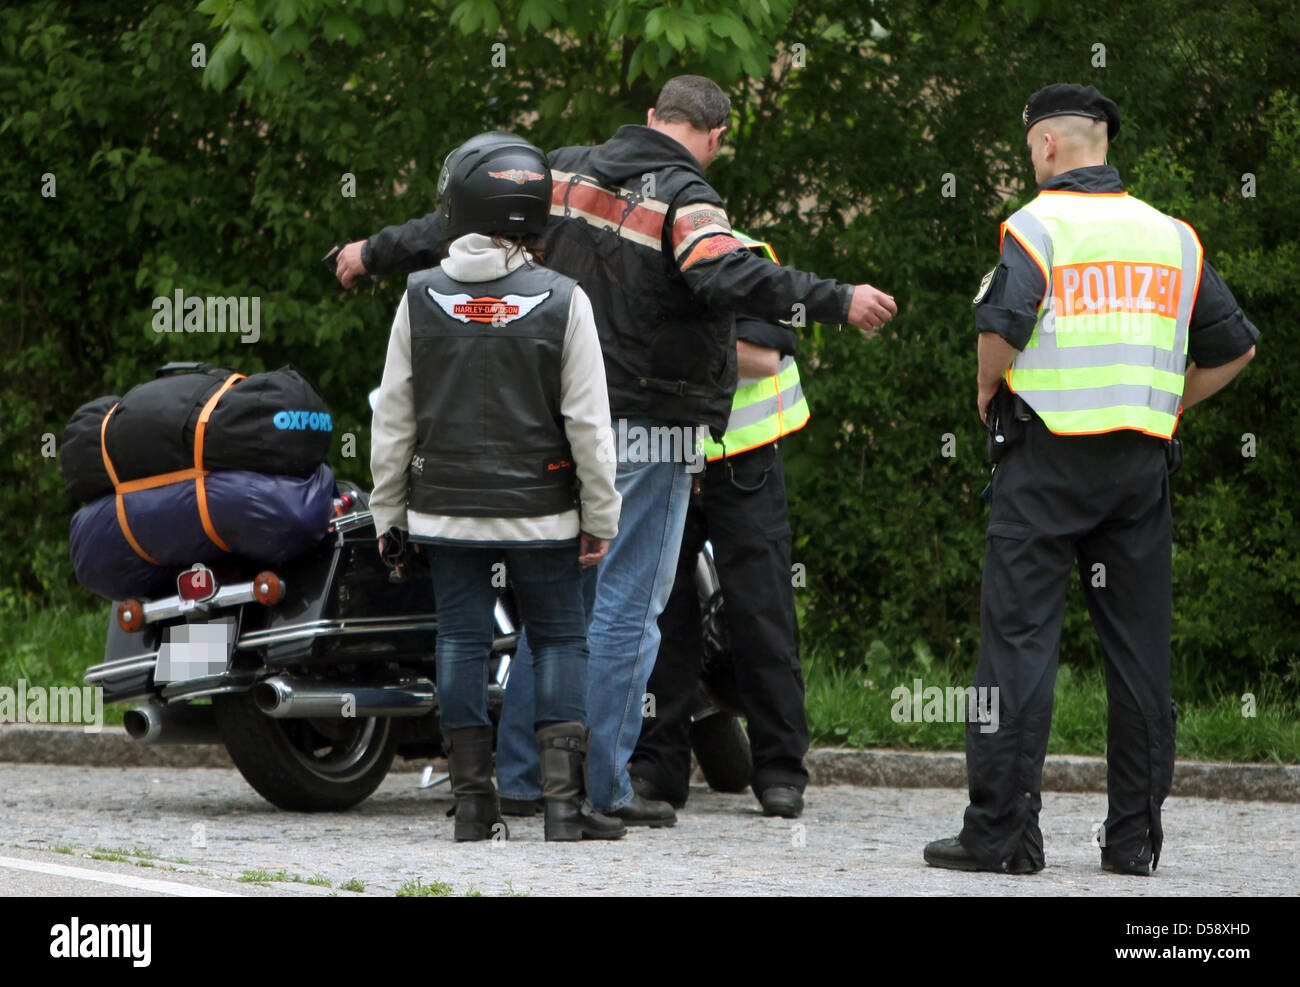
[0,763,1295,896]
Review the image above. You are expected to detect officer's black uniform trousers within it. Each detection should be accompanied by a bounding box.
[629,439,810,803]
[959,413,1177,871]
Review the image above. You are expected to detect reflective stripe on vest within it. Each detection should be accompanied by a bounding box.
[701,354,810,461]
[1002,190,1204,439]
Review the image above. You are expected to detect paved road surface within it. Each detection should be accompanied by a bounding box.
[0,764,1294,896]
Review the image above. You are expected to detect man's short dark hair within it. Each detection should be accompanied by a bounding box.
[653,75,731,131]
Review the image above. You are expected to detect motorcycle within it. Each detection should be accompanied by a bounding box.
[85,481,752,811]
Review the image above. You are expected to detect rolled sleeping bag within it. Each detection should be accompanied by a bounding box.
[69,463,335,600]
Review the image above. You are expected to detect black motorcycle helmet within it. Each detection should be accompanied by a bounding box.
[437,131,552,240]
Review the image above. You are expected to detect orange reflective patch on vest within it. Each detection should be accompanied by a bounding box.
[1052,261,1181,318]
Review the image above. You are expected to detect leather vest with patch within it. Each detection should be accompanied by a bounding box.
[406,263,578,518]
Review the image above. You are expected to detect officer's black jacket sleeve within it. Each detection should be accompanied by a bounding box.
[1186,259,1260,368]
[735,315,798,356]
[361,210,450,276]
[974,235,1043,350]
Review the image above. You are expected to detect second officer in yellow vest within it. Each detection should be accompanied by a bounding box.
[924,84,1258,875]
[628,232,813,818]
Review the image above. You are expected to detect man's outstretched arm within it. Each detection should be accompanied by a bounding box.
[335,210,448,287]
[668,199,896,332]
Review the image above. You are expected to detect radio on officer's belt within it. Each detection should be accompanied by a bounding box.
[987,388,1034,468]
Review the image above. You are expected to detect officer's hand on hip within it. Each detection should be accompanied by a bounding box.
[978,384,998,425]
[335,240,368,289]
[847,284,898,336]
[579,533,610,567]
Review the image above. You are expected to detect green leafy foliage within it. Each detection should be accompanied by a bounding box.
[2,0,1295,705]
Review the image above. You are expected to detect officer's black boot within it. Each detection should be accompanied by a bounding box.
[442,726,508,842]
[537,722,626,842]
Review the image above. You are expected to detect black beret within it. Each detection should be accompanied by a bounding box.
[1022,83,1120,139]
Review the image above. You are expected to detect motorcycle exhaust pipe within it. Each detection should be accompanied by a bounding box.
[254,675,435,719]
[124,703,221,744]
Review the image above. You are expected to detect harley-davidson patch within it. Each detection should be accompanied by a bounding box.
[427,288,552,324]
[690,209,728,229]
[489,168,546,185]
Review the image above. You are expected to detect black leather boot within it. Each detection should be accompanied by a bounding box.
[442,726,508,842]
[537,722,626,842]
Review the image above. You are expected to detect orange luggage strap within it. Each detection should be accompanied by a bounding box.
[193,374,244,552]
[98,373,245,563]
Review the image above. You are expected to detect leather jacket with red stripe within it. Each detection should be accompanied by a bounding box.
[362,125,854,437]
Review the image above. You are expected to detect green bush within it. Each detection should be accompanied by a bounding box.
[2,0,1295,707]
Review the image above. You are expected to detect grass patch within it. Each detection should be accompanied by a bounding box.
[805,651,1300,763]
[238,868,292,884]
[41,843,162,867]
[304,873,332,887]
[0,597,123,725]
[339,878,365,893]
[4,597,1293,763]
[397,878,453,897]
[396,879,525,897]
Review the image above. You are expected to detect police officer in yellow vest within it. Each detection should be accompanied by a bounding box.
[628,232,812,818]
[925,85,1258,875]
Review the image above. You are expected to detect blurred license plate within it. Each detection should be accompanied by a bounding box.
[155,618,237,683]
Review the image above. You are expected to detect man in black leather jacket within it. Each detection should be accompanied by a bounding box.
[335,75,897,824]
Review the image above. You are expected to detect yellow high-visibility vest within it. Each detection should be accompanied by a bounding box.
[701,231,812,461]
[1002,190,1204,438]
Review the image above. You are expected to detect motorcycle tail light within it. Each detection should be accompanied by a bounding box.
[253,571,284,606]
[116,599,145,633]
[178,563,218,602]
[333,493,354,516]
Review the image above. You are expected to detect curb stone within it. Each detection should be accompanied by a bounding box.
[3,726,1296,802]
[804,748,1300,802]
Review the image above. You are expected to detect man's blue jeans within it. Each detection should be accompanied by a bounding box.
[497,421,693,812]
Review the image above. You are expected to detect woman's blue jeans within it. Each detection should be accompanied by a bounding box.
[430,543,589,731]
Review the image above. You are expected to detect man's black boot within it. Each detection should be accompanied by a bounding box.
[1101,845,1152,876]
[443,726,508,842]
[923,836,1042,874]
[630,773,687,810]
[610,793,677,827]
[758,785,804,819]
[537,722,626,842]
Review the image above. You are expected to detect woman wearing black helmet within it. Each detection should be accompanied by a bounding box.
[369,132,625,842]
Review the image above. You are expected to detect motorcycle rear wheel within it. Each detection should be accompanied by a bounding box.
[213,691,398,811]
[690,710,752,794]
